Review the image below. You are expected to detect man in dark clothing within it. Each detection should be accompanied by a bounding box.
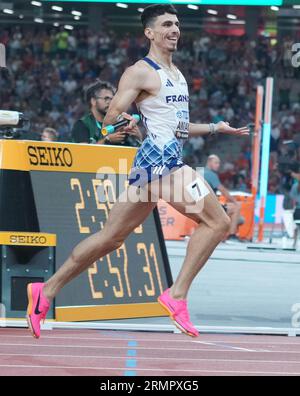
[72,79,142,145]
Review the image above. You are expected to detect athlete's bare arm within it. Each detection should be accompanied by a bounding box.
[103,61,160,128]
[189,121,249,137]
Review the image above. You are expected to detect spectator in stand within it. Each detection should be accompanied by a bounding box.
[289,174,300,249]
[235,175,247,192]
[204,155,242,242]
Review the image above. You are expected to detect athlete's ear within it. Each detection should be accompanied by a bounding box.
[144,27,154,41]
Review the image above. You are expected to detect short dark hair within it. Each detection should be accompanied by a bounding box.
[141,4,178,29]
[85,80,115,105]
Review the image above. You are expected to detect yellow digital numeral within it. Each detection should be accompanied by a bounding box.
[92,179,109,225]
[117,244,132,297]
[107,254,124,298]
[150,243,163,294]
[134,224,143,234]
[88,261,104,299]
[70,178,90,234]
[137,242,155,296]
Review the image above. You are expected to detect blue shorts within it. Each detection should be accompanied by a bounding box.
[128,137,184,187]
[128,159,184,187]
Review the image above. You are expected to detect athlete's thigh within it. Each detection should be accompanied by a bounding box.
[103,184,157,239]
[152,165,228,226]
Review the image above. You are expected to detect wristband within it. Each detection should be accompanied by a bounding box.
[209,123,217,136]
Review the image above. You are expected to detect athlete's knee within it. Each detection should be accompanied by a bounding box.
[103,229,127,251]
[107,237,124,251]
[213,213,231,235]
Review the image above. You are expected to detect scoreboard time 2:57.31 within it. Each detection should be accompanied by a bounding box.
[0,140,172,321]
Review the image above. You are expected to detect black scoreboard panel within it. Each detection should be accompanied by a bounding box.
[0,140,172,321]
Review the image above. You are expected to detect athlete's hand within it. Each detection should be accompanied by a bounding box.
[126,125,143,140]
[108,130,127,143]
[216,121,249,136]
[120,112,139,132]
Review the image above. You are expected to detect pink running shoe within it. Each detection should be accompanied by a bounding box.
[26,283,50,339]
[158,288,199,337]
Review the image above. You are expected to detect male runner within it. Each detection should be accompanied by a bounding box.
[27,4,249,338]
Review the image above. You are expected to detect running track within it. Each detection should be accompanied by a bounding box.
[0,328,300,376]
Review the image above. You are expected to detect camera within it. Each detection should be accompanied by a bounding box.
[0,110,29,139]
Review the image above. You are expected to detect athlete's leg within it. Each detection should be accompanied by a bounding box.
[150,165,230,300]
[43,185,157,300]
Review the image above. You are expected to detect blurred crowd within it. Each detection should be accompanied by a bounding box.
[0,25,300,193]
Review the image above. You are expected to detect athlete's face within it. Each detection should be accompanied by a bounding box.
[146,13,180,52]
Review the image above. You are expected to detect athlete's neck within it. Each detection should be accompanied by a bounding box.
[148,49,173,69]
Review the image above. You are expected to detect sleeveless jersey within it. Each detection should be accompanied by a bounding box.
[129,57,189,186]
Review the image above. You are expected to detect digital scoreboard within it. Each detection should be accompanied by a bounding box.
[0,140,172,321]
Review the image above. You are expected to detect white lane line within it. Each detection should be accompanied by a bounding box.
[193,341,258,352]
[0,352,300,365]
[194,340,258,352]
[0,342,300,354]
[0,364,298,375]
[1,333,299,347]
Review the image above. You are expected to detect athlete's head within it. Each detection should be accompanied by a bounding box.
[206,155,221,172]
[85,80,115,118]
[141,4,180,53]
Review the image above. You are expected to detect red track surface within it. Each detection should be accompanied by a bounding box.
[0,328,300,376]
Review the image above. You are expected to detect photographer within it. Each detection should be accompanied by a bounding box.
[71,79,142,146]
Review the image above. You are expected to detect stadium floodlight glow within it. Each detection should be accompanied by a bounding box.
[53,22,60,27]
[227,14,237,19]
[3,9,14,15]
[71,10,82,16]
[52,5,63,11]
[34,17,44,23]
[187,4,199,10]
[116,3,128,8]
[229,19,246,24]
[137,8,144,12]
[41,1,283,5]
[19,14,24,19]
[270,5,279,10]
[207,9,218,15]
[31,1,42,7]
[74,15,80,20]
[64,24,74,30]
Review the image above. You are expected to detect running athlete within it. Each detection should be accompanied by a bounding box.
[26,4,249,338]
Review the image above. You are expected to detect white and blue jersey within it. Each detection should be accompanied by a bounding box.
[128,57,189,186]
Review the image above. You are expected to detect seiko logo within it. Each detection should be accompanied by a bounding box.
[10,235,47,245]
[166,94,189,104]
[28,146,73,167]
